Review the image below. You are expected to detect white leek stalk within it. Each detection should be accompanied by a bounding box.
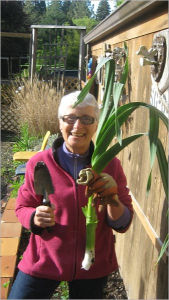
[77,169,98,270]
[81,195,98,270]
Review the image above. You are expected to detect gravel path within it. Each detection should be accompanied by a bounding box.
[1,130,128,299]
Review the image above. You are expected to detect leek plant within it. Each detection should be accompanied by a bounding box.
[75,43,168,269]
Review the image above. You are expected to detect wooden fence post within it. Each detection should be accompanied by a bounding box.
[78,29,86,84]
[30,28,38,83]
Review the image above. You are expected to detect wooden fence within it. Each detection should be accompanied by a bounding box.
[84,1,168,299]
[1,105,19,133]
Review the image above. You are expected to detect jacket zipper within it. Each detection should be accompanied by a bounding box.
[73,156,78,181]
[72,157,79,280]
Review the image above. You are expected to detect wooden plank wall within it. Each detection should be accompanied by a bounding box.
[90,9,168,300]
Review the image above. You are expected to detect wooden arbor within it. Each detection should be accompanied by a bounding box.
[30,25,86,83]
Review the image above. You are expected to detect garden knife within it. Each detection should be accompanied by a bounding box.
[34,161,54,231]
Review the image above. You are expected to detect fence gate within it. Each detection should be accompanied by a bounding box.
[37,28,68,93]
[30,25,86,90]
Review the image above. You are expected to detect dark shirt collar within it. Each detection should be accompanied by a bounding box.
[62,142,89,158]
[52,136,94,164]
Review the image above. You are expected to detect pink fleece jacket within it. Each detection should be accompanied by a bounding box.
[15,147,133,281]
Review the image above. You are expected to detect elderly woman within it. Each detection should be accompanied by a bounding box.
[8,91,133,299]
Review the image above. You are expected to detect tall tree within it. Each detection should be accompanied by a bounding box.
[34,0,46,15]
[65,16,98,69]
[62,0,72,17]
[1,0,30,57]
[23,0,46,25]
[40,0,66,25]
[1,0,30,32]
[67,0,94,20]
[96,0,111,21]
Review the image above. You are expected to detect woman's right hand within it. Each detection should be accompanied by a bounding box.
[34,205,55,228]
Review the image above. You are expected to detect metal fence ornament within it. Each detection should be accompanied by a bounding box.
[137,29,169,118]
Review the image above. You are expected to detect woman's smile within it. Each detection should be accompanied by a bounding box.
[70,131,86,137]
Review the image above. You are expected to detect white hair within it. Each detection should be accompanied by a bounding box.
[58,91,99,120]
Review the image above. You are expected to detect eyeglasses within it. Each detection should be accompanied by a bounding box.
[61,114,95,125]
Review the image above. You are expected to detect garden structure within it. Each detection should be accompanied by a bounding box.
[1,1,168,299]
[29,25,86,86]
[83,1,168,299]
[1,32,31,81]
[1,25,86,134]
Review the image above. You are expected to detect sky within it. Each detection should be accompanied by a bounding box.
[91,0,116,13]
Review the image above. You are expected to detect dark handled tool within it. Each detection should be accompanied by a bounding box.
[34,161,54,232]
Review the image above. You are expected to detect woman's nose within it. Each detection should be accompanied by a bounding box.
[73,118,83,128]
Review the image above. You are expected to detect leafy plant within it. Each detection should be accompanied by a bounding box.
[74,43,168,267]
[10,175,25,198]
[10,124,41,197]
[12,124,37,153]
[3,280,10,288]
[53,281,69,299]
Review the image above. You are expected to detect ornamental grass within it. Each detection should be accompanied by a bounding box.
[7,77,63,137]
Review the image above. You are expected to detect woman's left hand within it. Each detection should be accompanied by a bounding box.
[86,172,119,207]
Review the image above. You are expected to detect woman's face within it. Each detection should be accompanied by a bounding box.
[59,105,98,154]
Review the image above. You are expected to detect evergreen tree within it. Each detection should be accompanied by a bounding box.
[1,0,30,32]
[65,16,98,69]
[23,0,46,25]
[86,0,95,18]
[67,0,94,21]
[96,0,111,21]
[40,0,66,25]
[34,0,46,15]
[1,0,30,57]
[62,0,72,16]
